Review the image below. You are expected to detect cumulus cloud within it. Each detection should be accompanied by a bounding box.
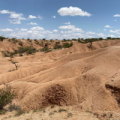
[59,25,75,29]
[113,14,120,17]
[30,26,44,31]
[28,22,37,25]
[105,25,111,28]
[28,15,37,19]
[21,29,28,31]
[59,25,84,33]
[53,29,58,32]
[97,33,106,37]
[114,20,117,21]
[58,6,92,17]
[110,30,120,34]
[86,31,95,34]
[0,10,12,14]
[0,10,26,24]
[38,15,43,20]
[108,35,115,38]
[0,28,13,32]
[65,22,71,24]
[52,16,56,18]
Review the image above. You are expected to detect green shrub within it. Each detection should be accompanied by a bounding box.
[15,109,25,116]
[0,36,5,41]
[58,108,66,112]
[8,104,21,112]
[67,113,73,117]
[55,42,60,45]
[40,48,52,53]
[63,42,73,48]
[18,46,37,55]
[2,51,10,57]
[0,85,15,110]
[51,105,54,108]
[11,38,18,43]
[18,41,23,46]
[54,45,62,49]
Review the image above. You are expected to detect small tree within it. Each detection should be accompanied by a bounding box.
[9,54,19,70]
[0,36,5,41]
[0,85,15,110]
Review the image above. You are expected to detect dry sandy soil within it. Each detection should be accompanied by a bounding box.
[1,39,120,120]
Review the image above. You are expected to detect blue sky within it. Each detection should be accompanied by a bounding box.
[0,0,120,39]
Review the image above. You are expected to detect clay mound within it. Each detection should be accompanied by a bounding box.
[0,40,120,113]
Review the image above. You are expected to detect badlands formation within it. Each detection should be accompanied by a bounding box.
[0,39,120,119]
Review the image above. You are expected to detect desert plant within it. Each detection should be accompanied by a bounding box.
[11,61,19,70]
[67,113,73,117]
[54,44,62,49]
[63,42,73,48]
[51,105,54,108]
[0,36,5,41]
[2,51,10,57]
[106,37,111,40]
[58,108,66,112]
[0,85,15,110]
[40,48,52,53]
[11,38,18,43]
[55,42,60,45]
[8,104,21,112]
[18,41,23,46]
[15,109,25,116]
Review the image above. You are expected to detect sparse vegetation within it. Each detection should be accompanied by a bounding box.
[0,110,7,115]
[0,36,6,41]
[58,108,66,112]
[15,109,25,116]
[0,85,15,110]
[54,44,62,49]
[51,105,54,108]
[63,42,73,48]
[18,41,23,46]
[86,110,93,114]
[67,113,73,117]
[8,104,21,112]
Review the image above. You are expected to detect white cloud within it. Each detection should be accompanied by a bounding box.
[97,33,106,37]
[0,28,13,32]
[21,29,28,31]
[59,25,75,29]
[52,16,56,18]
[114,20,117,21]
[28,15,37,19]
[86,31,95,34]
[30,26,44,31]
[53,29,58,32]
[105,25,111,28]
[28,22,37,25]
[113,14,120,17]
[65,22,71,24]
[73,28,84,32]
[108,35,115,38]
[58,6,92,17]
[0,10,12,14]
[104,29,106,31]
[38,15,43,20]
[110,30,120,34]
[59,25,84,33]
[0,10,26,24]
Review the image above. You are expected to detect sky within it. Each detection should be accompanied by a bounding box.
[0,0,120,40]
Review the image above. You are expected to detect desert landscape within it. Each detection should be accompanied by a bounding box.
[0,38,120,120]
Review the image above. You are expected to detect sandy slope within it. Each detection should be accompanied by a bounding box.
[0,39,120,119]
